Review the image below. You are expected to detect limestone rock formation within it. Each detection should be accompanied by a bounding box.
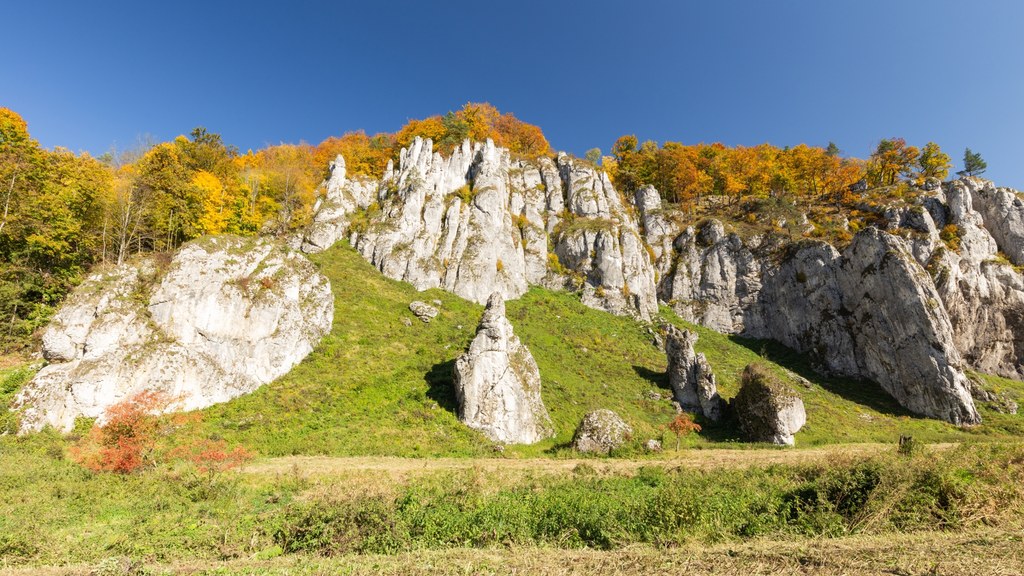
[925,178,1024,381]
[452,293,554,444]
[297,134,1015,426]
[302,137,658,319]
[571,409,632,454]
[746,228,979,425]
[663,324,726,422]
[732,364,806,445]
[300,154,376,253]
[662,221,765,333]
[661,219,980,425]
[14,236,333,433]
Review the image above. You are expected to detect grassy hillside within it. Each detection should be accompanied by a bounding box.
[1,240,1021,455]
[177,241,1022,456]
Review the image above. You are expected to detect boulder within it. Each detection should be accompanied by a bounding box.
[571,409,632,454]
[663,324,726,422]
[732,364,806,446]
[409,301,439,323]
[452,293,554,444]
[14,236,333,433]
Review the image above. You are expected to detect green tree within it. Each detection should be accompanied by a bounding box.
[958,148,987,177]
[584,147,602,166]
[0,108,116,351]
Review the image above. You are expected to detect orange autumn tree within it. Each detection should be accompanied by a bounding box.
[610,136,869,210]
[314,130,395,180]
[867,137,919,187]
[315,103,551,179]
[667,412,702,451]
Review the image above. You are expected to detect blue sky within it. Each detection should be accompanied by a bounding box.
[3,1,1023,187]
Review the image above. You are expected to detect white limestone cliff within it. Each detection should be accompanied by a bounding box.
[14,236,333,432]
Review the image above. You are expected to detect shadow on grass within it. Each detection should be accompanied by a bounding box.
[425,359,459,415]
[632,365,671,391]
[727,334,915,418]
[696,416,745,442]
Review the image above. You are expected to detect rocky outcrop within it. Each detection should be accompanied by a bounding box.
[660,220,979,424]
[452,293,554,444]
[746,228,979,425]
[664,324,725,422]
[661,221,766,333]
[733,364,806,445]
[571,409,632,454]
[14,236,333,433]
[301,137,658,319]
[300,154,376,253]
[924,178,1024,380]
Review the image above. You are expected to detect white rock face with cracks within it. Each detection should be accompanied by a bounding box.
[14,236,333,432]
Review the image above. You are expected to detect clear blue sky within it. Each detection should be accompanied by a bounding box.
[3,1,1022,187]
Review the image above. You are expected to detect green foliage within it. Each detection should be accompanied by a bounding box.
[170,241,1024,457]
[0,364,34,434]
[265,445,1024,555]
[959,147,987,177]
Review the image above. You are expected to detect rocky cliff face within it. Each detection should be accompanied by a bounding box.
[658,223,981,425]
[14,236,333,432]
[926,178,1024,380]
[302,137,658,319]
[301,137,1023,425]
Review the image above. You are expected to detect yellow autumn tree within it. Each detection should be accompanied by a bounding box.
[192,170,229,234]
[916,142,951,184]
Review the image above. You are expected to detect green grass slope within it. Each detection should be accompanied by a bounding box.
[182,241,1021,456]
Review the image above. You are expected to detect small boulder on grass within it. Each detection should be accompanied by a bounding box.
[732,363,806,446]
[409,301,439,323]
[572,409,632,454]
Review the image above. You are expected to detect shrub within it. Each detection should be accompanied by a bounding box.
[70,390,254,477]
[897,434,922,456]
[940,224,962,251]
[169,438,253,476]
[70,390,171,474]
